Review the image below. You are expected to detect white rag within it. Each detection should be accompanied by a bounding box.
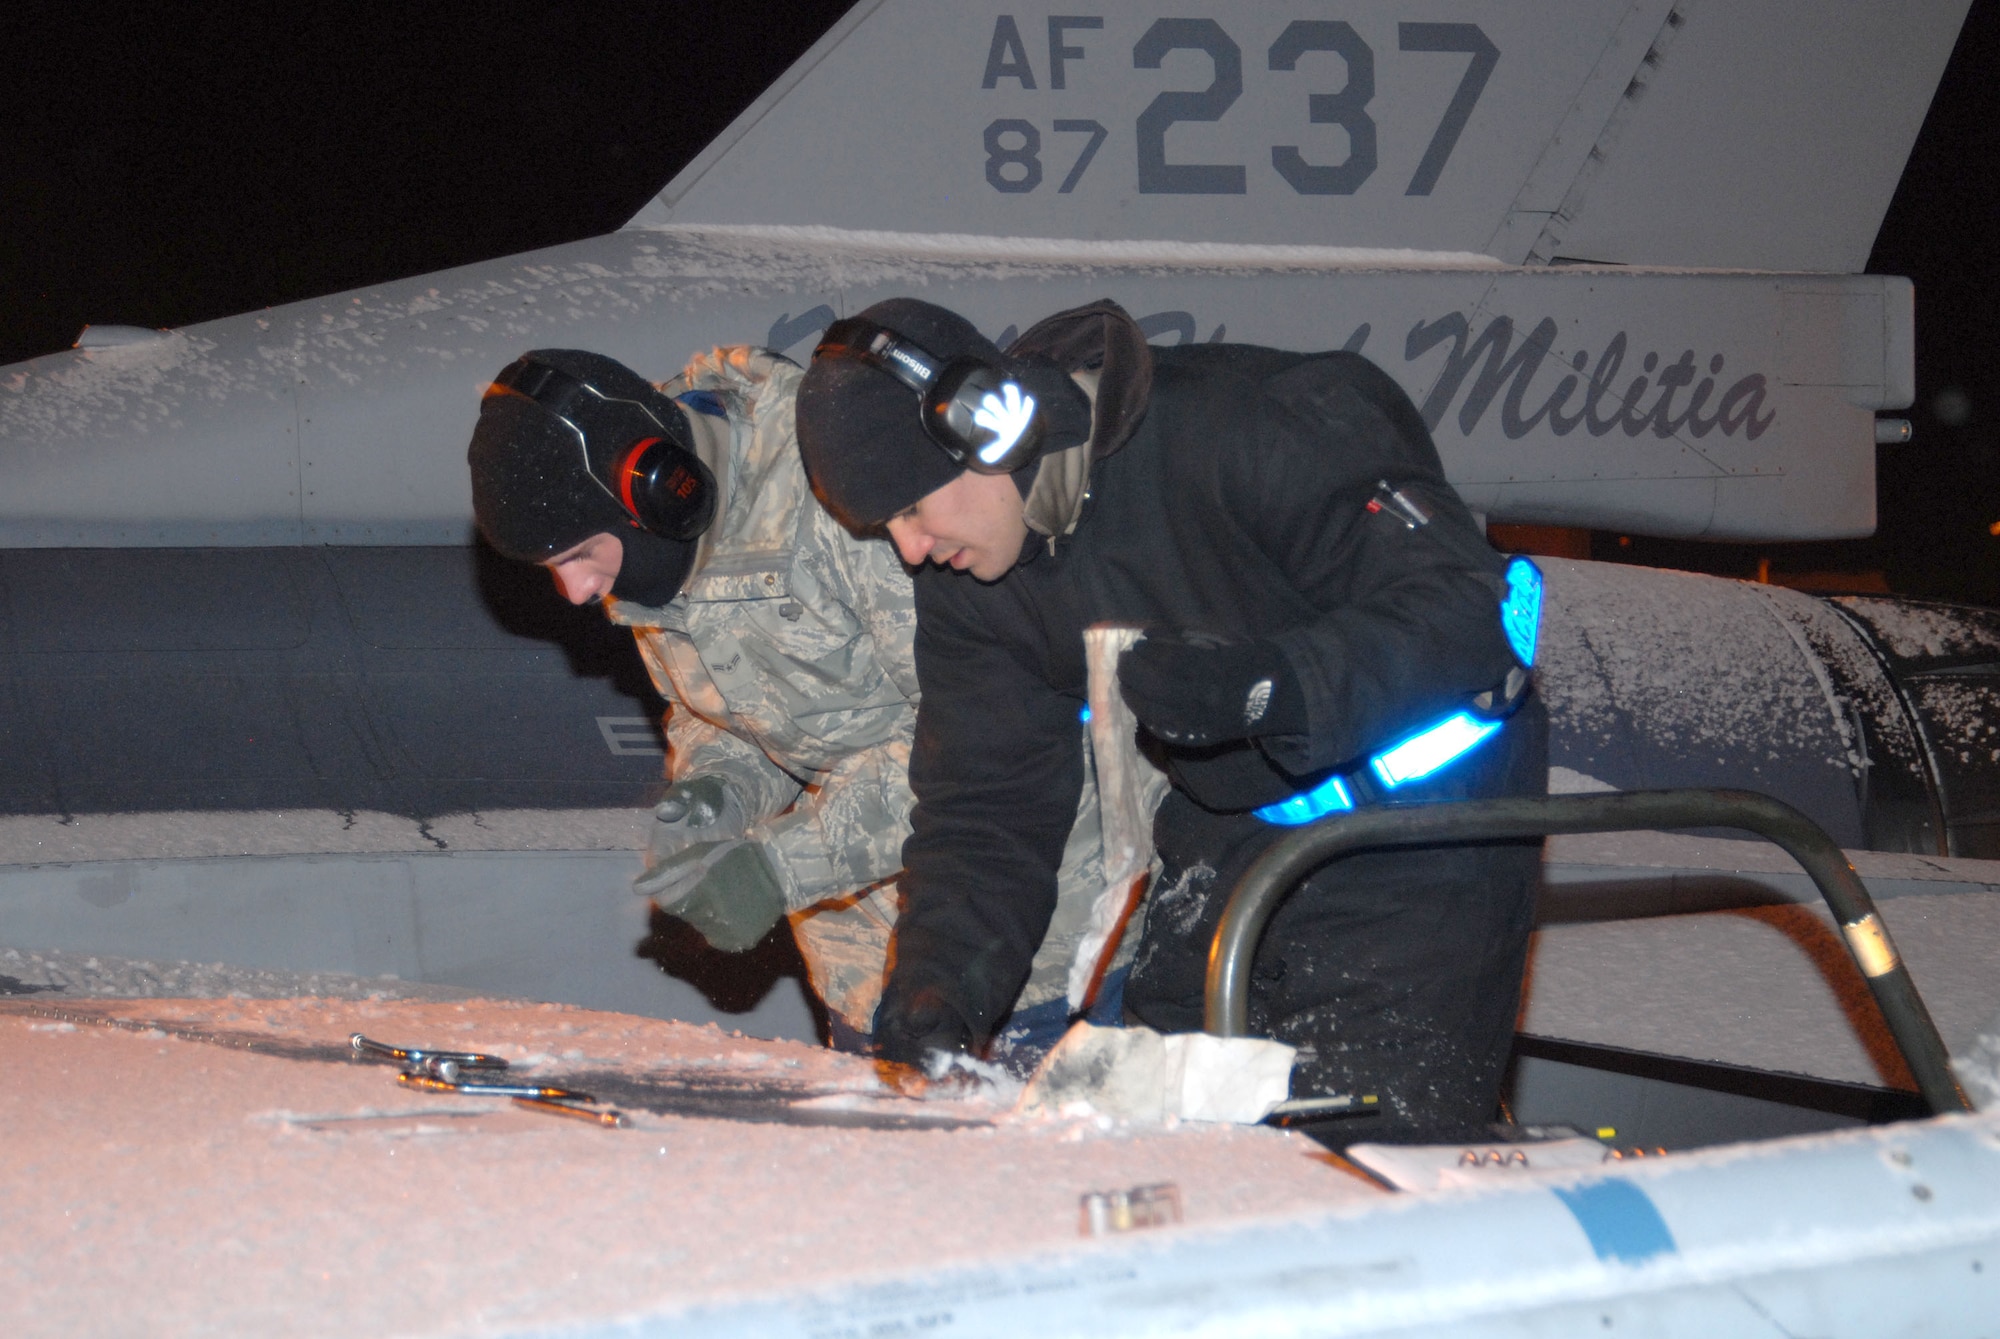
[1067,626,1172,1011]
[1017,1022,1296,1125]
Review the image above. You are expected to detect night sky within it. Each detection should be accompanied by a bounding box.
[5,1,1996,604]
[1,1,854,363]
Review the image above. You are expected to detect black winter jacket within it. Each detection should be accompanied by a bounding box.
[888,340,1522,1040]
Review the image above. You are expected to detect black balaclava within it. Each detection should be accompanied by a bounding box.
[795,298,1090,529]
[467,348,699,606]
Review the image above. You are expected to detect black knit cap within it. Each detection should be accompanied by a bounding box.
[796,298,1088,528]
[466,349,699,603]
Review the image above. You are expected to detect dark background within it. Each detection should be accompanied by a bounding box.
[4,1,1995,604]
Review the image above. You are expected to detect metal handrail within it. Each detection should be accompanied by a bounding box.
[1203,788,1971,1115]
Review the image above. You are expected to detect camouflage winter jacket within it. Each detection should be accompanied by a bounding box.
[605,347,1117,1032]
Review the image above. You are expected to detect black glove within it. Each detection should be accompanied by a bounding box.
[1117,631,1307,747]
[873,983,976,1069]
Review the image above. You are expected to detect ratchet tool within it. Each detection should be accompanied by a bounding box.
[350,1032,509,1081]
[351,1032,628,1129]
[395,1072,598,1102]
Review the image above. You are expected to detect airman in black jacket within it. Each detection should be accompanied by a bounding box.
[797,298,1545,1142]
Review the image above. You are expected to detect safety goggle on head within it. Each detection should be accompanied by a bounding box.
[813,316,1044,474]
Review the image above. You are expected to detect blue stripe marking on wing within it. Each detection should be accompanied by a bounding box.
[1552,1181,1678,1265]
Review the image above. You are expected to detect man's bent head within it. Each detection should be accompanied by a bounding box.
[796,297,1090,537]
[796,299,1005,529]
[466,348,703,606]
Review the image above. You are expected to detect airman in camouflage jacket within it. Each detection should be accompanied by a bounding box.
[605,346,1120,1035]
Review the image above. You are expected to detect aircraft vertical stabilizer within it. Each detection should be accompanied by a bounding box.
[631,1,1968,270]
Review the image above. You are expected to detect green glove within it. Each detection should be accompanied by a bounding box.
[634,838,786,953]
[646,776,748,865]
